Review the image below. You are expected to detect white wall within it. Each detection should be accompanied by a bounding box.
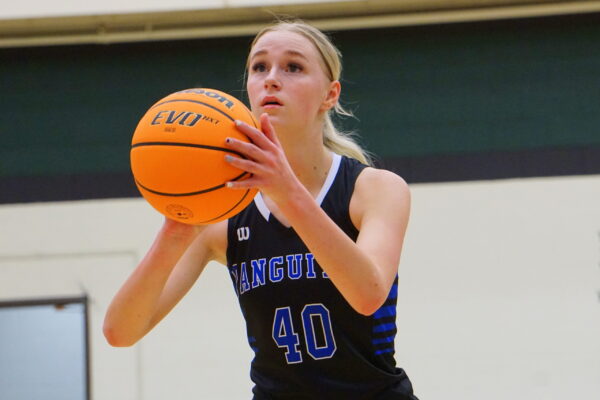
[0,199,253,399]
[398,175,600,399]
[0,0,351,19]
[1,174,599,399]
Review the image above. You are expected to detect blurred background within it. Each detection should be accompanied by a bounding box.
[1,0,599,399]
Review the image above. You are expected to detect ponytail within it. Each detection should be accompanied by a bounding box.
[323,108,372,166]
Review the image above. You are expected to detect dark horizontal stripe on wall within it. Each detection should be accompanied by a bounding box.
[1,145,599,204]
[0,172,140,204]
[378,145,600,184]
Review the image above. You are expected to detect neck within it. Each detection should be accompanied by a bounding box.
[276,124,332,198]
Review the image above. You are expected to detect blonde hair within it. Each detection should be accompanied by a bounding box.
[246,19,373,166]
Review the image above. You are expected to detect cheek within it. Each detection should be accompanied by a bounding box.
[246,79,261,108]
[298,83,329,113]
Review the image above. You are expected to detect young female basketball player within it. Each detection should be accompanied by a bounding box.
[104,20,417,399]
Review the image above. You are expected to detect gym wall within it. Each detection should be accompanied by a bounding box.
[1,14,599,203]
[1,9,599,400]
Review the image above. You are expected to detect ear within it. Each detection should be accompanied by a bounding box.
[320,80,341,112]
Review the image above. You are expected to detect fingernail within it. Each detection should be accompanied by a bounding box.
[226,182,233,188]
[225,137,231,143]
[235,120,242,126]
[225,155,233,162]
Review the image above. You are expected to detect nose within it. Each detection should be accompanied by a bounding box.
[264,68,281,90]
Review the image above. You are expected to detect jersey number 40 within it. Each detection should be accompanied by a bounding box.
[272,303,337,364]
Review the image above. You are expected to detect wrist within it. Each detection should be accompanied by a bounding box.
[277,183,318,223]
[161,218,204,241]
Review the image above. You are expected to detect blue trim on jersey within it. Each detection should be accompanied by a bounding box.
[372,335,396,345]
[388,284,398,300]
[373,305,396,319]
[248,336,258,352]
[374,348,395,356]
[373,322,396,333]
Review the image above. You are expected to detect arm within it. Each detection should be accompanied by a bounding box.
[103,218,227,347]
[225,115,410,315]
[278,168,410,315]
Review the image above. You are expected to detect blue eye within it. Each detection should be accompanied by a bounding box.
[287,63,302,73]
[251,62,266,72]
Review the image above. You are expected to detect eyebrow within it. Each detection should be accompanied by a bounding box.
[250,49,309,61]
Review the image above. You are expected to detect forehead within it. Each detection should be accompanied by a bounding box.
[250,30,320,60]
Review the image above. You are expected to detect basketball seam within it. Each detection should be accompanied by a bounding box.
[151,99,235,122]
[198,188,253,224]
[131,142,244,158]
[242,105,259,129]
[135,171,249,197]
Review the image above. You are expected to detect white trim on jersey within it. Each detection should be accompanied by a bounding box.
[254,153,342,222]
[254,191,271,221]
[315,152,342,206]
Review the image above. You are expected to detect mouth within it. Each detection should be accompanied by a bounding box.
[261,97,283,107]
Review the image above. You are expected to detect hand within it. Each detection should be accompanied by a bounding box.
[161,217,205,240]
[223,113,301,205]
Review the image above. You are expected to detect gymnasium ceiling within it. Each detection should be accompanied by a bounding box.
[1,0,600,47]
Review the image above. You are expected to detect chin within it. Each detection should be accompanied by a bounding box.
[262,111,281,123]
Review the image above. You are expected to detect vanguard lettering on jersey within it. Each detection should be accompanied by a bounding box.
[230,253,329,295]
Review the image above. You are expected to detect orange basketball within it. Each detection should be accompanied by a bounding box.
[130,88,259,224]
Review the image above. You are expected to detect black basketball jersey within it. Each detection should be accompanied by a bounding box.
[226,154,417,400]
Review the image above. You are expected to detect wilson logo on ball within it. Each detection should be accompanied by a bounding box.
[175,89,235,109]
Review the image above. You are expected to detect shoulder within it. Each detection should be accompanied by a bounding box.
[357,166,408,190]
[350,167,411,230]
[355,167,410,204]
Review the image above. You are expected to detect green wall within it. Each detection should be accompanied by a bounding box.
[340,19,600,157]
[1,14,599,180]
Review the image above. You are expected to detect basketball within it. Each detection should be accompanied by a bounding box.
[130,88,259,224]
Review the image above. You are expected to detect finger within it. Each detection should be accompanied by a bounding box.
[224,137,265,162]
[234,120,276,150]
[260,113,281,146]
[225,154,263,175]
[225,178,258,190]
